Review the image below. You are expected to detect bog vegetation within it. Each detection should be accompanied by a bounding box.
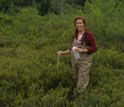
[0,0,124,106]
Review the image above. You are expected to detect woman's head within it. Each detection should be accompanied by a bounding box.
[73,16,86,37]
[74,16,86,27]
[74,17,86,32]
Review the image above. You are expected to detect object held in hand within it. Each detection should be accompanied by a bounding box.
[72,46,80,59]
[57,54,60,69]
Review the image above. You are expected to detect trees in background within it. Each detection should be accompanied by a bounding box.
[83,0,124,49]
[0,0,87,15]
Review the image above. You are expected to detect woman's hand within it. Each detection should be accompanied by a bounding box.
[57,51,64,55]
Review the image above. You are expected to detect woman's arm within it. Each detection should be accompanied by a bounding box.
[74,48,88,53]
[57,49,71,55]
[85,33,97,54]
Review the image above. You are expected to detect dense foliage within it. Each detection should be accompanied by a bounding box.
[0,0,124,106]
[0,0,86,15]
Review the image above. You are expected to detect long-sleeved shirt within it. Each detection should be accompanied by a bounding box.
[69,29,97,54]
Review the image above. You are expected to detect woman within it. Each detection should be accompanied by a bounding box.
[57,16,97,93]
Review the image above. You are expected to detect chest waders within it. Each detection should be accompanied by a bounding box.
[71,38,92,93]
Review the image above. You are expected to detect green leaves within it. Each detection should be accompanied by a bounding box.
[0,0,124,106]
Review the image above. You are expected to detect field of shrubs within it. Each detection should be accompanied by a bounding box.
[0,0,124,106]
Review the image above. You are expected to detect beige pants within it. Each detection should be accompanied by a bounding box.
[71,39,92,93]
[72,60,92,93]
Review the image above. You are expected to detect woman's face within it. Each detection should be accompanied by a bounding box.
[75,19,85,31]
